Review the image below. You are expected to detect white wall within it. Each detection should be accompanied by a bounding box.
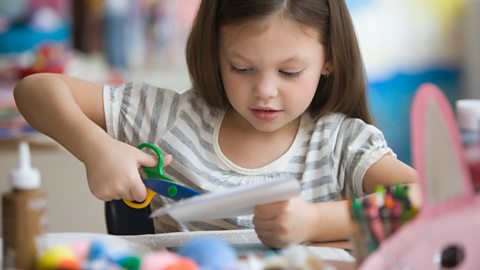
[0,138,106,233]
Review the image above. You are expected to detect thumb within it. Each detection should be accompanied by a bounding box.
[130,180,147,202]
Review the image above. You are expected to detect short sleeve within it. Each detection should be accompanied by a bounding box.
[103,81,184,145]
[331,117,395,197]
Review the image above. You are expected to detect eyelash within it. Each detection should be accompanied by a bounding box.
[229,65,303,78]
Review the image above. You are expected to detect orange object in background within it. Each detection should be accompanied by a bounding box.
[17,43,69,78]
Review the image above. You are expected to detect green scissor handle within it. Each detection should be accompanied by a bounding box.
[123,143,174,209]
[137,142,174,183]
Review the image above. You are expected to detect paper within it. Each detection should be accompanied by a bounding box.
[150,178,301,221]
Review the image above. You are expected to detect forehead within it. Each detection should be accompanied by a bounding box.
[219,14,323,62]
[219,14,321,49]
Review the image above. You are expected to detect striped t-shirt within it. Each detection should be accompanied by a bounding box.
[103,82,394,233]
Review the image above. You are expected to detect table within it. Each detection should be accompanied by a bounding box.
[0,232,357,269]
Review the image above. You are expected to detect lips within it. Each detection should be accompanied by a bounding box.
[250,106,281,121]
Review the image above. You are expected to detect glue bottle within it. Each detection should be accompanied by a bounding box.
[456,99,480,192]
[2,141,47,269]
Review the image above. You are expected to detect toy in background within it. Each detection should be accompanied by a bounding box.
[359,84,480,269]
[37,236,335,270]
[349,185,419,264]
[456,99,480,191]
[37,239,199,270]
[0,0,70,54]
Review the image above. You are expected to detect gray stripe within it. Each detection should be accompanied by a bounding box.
[189,99,215,133]
[188,93,221,119]
[163,164,204,191]
[166,92,180,130]
[306,139,329,152]
[131,83,148,145]
[159,141,236,187]
[170,127,221,172]
[339,120,358,182]
[288,171,303,180]
[304,155,329,171]
[312,121,333,135]
[301,175,332,190]
[344,124,369,194]
[290,155,307,163]
[117,82,133,142]
[309,192,339,203]
[179,112,214,152]
[148,88,165,143]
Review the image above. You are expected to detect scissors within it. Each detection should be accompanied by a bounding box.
[123,143,200,209]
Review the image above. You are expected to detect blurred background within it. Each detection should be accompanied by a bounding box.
[0,0,478,233]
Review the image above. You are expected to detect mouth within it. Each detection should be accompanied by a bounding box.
[250,107,282,121]
[251,106,280,112]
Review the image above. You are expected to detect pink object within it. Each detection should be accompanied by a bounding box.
[359,83,480,269]
[70,241,90,263]
[141,251,181,270]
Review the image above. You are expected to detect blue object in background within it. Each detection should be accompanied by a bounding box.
[178,237,238,270]
[0,25,70,53]
[345,0,374,11]
[368,68,461,165]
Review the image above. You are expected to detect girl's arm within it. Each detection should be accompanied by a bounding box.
[363,154,421,205]
[14,73,107,159]
[14,73,160,202]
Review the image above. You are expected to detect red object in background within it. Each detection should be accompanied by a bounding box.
[472,162,480,191]
[17,43,68,78]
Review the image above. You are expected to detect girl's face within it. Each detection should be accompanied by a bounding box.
[219,14,330,133]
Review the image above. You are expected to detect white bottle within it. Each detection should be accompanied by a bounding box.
[456,99,480,191]
[2,141,48,269]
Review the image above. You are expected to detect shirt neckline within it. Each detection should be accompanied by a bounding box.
[213,112,309,175]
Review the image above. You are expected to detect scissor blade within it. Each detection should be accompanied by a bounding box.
[143,178,201,200]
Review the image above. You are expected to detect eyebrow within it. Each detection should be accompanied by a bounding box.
[225,52,307,65]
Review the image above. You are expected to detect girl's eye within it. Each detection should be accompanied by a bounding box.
[230,65,253,74]
[279,70,303,78]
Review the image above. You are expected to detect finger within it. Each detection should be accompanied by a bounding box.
[138,151,157,167]
[255,229,283,248]
[130,182,147,202]
[163,154,173,167]
[119,189,134,202]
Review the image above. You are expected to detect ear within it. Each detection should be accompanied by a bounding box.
[321,62,333,75]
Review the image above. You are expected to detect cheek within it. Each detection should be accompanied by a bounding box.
[222,77,246,107]
[284,78,319,108]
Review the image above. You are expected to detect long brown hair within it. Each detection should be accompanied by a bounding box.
[186,0,372,124]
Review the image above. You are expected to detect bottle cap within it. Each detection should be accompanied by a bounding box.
[456,99,480,131]
[9,141,41,189]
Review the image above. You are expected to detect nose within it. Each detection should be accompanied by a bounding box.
[253,73,278,99]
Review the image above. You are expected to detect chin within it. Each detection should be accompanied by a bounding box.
[249,121,285,133]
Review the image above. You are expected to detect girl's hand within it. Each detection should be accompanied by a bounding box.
[253,196,318,248]
[83,139,172,202]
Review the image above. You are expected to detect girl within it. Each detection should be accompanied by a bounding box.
[14,0,417,248]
